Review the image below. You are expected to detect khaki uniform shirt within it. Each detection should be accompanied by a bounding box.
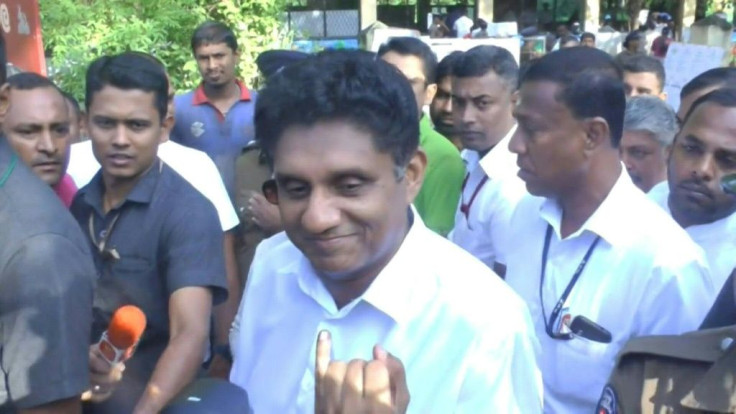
[598,326,736,413]
[233,142,273,283]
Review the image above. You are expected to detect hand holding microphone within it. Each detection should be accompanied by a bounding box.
[83,305,147,402]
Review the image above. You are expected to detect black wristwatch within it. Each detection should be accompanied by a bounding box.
[212,344,233,364]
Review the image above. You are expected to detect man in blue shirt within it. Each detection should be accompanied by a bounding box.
[171,21,256,198]
[73,52,228,414]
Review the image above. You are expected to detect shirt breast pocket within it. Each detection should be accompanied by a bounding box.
[96,257,158,312]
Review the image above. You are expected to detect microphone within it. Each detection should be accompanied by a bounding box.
[95,305,147,365]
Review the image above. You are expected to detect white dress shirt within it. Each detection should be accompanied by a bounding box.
[649,181,736,291]
[67,140,239,231]
[449,125,527,268]
[454,15,474,38]
[503,171,715,414]
[230,212,543,413]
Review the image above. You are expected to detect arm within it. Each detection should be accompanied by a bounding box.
[209,231,241,378]
[133,287,213,414]
[2,235,94,413]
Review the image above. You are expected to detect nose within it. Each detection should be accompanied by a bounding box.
[620,151,634,170]
[111,125,130,148]
[207,57,217,70]
[692,153,715,182]
[36,129,57,156]
[440,97,453,114]
[301,188,341,235]
[508,125,525,155]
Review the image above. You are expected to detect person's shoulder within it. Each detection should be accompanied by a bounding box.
[247,232,302,286]
[421,128,461,160]
[158,164,219,219]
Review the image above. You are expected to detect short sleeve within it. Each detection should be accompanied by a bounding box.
[0,234,95,409]
[163,193,228,305]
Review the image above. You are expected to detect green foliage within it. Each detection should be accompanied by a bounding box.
[40,0,291,104]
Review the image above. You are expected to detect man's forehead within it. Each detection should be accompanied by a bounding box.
[7,88,67,117]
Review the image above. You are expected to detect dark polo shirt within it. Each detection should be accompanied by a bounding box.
[0,138,95,412]
[72,160,227,414]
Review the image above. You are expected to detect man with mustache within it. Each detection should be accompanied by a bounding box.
[429,51,463,150]
[620,95,678,193]
[2,72,78,207]
[505,47,714,413]
[171,21,256,199]
[229,50,542,413]
[648,88,736,291]
[447,45,527,272]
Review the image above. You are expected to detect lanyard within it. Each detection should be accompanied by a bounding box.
[88,212,122,261]
[459,173,489,220]
[0,154,17,188]
[539,224,601,340]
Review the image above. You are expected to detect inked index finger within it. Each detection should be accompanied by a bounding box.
[315,330,332,382]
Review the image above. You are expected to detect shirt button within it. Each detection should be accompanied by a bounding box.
[720,337,733,351]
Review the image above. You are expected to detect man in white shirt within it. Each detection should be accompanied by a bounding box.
[229,50,542,413]
[66,61,241,378]
[448,45,527,272]
[620,95,678,193]
[648,88,736,291]
[453,8,474,38]
[505,47,715,413]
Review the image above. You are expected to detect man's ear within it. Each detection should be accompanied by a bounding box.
[160,114,174,144]
[404,148,427,204]
[582,117,611,154]
[424,83,438,106]
[0,84,10,125]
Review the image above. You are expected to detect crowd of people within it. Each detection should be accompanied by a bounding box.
[0,15,735,414]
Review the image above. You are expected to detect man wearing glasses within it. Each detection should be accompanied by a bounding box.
[504,47,715,413]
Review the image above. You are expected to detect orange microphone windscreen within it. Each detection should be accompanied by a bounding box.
[107,305,147,349]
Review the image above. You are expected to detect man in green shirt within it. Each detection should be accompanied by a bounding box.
[379,37,465,235]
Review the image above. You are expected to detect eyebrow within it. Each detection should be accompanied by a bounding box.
[275,168,374,182]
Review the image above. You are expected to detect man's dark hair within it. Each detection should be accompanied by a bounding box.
[6,72,61,92]
[62,91,82,119]
[521,47,626,147]
[682,87,736,125]
[0,33,5,84]
[377,37,438,85]
[680,67,736,100]
[435,51,463,83]
[85,52,169,121]
[255,50,419,171]
[581,32,596,41]
[191,21,238,53]
[452,45,519,90]
[620,55,665,89]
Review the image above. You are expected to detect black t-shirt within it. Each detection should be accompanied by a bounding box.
[0,139,96,411]
[71,160,227,414]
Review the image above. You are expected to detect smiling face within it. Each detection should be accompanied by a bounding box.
[194,42,239,88]
[620,130,668,192]
[273,120,424,290]
[4,87,71,186]
[667,102,736,228]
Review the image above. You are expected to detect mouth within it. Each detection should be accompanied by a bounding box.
[32,161,62,173]
[678,182,714,204]
[107,153,135,167]
[306,235,355,251]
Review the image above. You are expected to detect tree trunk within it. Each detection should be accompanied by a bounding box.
[626,0,644,30]
[695,0,708,20]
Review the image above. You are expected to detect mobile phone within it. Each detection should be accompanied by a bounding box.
[569,316,612,343]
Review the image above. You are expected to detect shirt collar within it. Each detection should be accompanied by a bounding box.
[80,159,163,216]
[192,80,252,105]
[294,207,433,325]
[478,124,518,178]
[419,114,432,146]
[540,167,633,246]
